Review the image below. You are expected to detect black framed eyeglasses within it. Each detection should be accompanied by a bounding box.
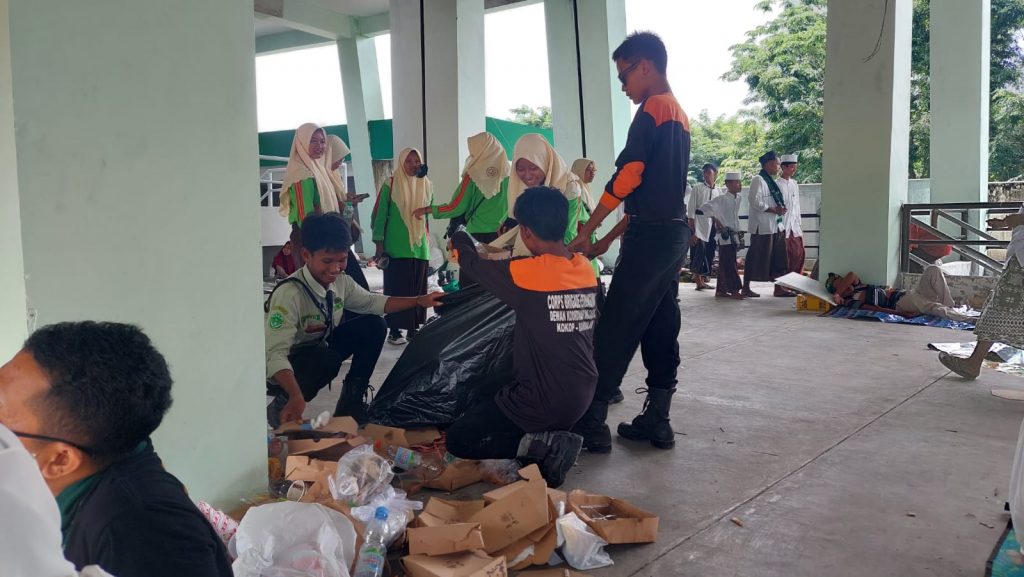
[11,430,96,456]
[617,60,642,86]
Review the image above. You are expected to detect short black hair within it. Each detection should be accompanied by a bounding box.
[301,212,351,254]
[514,186,568,243]
[702,163,718,172]
[23,322,173,457]
[612,31,668,74]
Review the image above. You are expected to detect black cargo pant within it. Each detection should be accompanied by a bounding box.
[593,219,689,399]
[267,315,387,402]
[445,398,525,460]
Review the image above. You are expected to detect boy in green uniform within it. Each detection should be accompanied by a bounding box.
[266,213,444,425]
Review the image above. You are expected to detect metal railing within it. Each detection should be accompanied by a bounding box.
[737,213,821,253]
[259,155,288,207]
[899,202,1020,275]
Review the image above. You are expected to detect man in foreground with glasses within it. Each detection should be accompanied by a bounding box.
[0,321,232,577]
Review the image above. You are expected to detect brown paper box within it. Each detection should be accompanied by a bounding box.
[482,480,528,504]
[360,424,440,448]
[408,523,486,556]
[288,436,367,461]
[274,416,359,437]
[421,498,487,523]
[402,551,508,577]
[426,460,484,492]
[470,466,548,553]
[568,490,659,544]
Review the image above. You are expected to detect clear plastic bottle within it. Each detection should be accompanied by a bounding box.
[352,506,388,577]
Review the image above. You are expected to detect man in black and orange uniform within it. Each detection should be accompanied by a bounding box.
[446,187,597,488]
[569,32,691,453]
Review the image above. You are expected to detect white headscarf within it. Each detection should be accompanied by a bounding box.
[570,158,597,212]
[392,148,432,249]
[463,132,509,199]
[326,135,351,195]
[0,425,112,577]
[278,123,347,218]
[507,133,581,219]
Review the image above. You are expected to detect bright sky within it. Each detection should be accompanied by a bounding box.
[255,0,767,132]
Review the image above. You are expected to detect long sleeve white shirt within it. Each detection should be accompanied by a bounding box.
[687,182,723,242]
[700,193,742,245]
[777,177,803,238]
[748,175,783,235]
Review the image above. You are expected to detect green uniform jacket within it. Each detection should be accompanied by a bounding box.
[430,175,509,234]
[371,179,431,260]
[286,177,321,226]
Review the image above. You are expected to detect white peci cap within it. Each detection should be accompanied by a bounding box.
[724,171,742,181]
[781,154,798,163]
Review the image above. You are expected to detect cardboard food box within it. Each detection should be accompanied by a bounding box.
[795,294,833,312]
[425,459,484,492]
[416,498,487,528]
[287,435,367,461]
[408,523,486,556]
[568,490,659,544]
[470,465,550,553]
[403,551,507,577]
[274,416,359,437]
[361,424,441,448]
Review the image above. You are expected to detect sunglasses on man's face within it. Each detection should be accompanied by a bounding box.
[618,60,642,86]
[11,430,97,456]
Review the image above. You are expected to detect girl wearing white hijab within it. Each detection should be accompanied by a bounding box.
[504,133,585,245]
[570,158,598,212]
[371,148,433,344]
[326,134,370,291]
[279,123,347,267]
[413,132,510,244]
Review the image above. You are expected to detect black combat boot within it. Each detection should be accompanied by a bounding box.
[617,387,676,449]
[517,431,584,489]
[570,400,612,454]
[334,377,374,424]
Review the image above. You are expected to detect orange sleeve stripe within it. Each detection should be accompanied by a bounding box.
[609,161,645,200]
[600,192,622,211]
[438,175,471,215]
[295,180,306,220]
[510,255,598,292]
[644,95,691,131]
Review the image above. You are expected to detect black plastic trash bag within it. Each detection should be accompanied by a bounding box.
[366,284,515,427]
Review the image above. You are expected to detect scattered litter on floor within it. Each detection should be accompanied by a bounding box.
[826,306,977,330]
[929,343,1024,378]
[731,517,745,527]
[217,421,660,576]
[906,512,917,518]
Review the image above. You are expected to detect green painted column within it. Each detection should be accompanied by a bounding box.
[930,0,990,203]
[0,0,26,360]
[820,0,913,285]
[8,0,266,507]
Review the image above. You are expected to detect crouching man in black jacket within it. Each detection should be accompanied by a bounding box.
[0,321,232,577]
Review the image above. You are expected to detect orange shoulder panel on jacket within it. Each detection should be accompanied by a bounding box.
[510,254,598,292]
[643,94,690,131]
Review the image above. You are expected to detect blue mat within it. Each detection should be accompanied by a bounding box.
[824,306,977,330]
[988,521,1024,576]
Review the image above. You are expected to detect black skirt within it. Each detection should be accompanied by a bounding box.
[383,257,429,331]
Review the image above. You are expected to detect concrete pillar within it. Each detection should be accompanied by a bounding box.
[338,34,384,252]
[545,0,629,264]
[8,0,266,506]
[389,0,485,209]
[930,0,990,203]
[820,0,913,285]
[0,0,26,359]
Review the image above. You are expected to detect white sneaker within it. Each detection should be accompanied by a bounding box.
[387,332,407,345]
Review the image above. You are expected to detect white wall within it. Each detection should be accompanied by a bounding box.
[9,0,266,506]
[0,0,26,360]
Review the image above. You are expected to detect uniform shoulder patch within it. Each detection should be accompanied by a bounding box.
[268,311,285,330]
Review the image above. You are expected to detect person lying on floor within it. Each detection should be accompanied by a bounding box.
[826,264,975,322]
[265,212,444,426]
[0,321,232,577]
[445,186,598,488]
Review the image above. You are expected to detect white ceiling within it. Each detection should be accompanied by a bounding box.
[310,0,388,18]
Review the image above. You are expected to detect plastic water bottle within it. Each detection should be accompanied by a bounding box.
[352,506,388,577]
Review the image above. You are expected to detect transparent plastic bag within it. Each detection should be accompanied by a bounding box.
[232,501,357,577]
[556,512,613,571]
[350,486,423,547]
[479,459,521,486]
[330,445,394,506]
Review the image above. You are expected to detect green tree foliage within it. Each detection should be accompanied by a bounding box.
[508,105,553,129]
[688,111,768,184]
[725,0,1024,182]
